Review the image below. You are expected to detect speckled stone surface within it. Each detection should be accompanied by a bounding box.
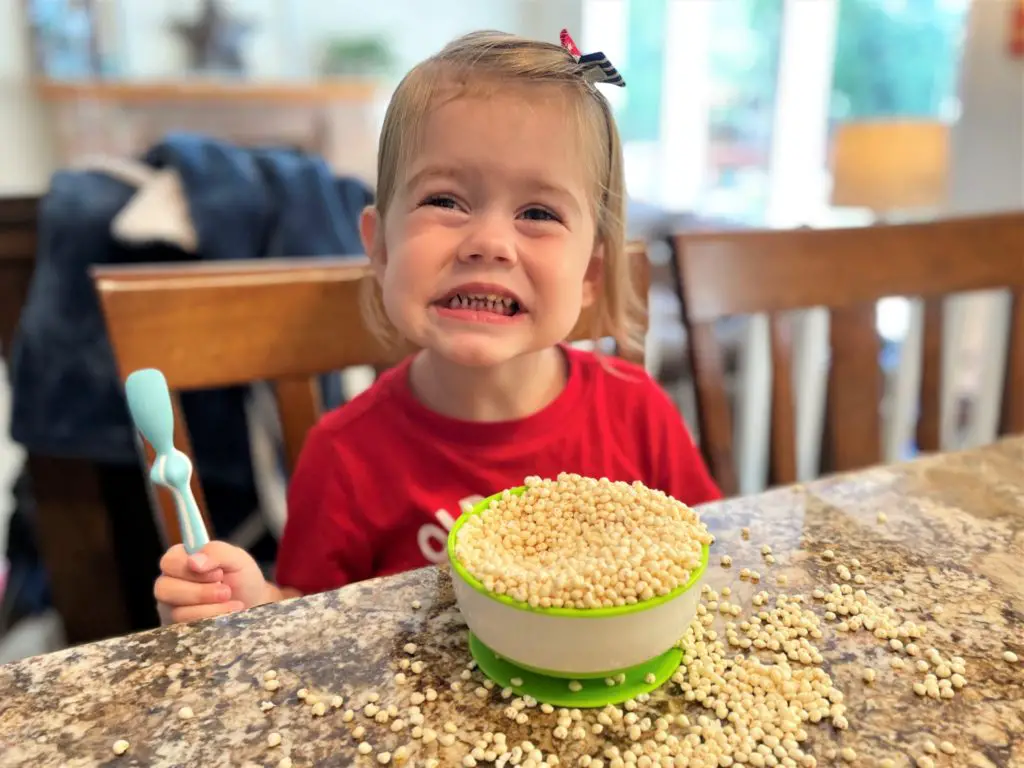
[2,439,1023,767]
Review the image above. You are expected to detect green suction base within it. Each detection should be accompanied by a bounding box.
[468,632,682,708]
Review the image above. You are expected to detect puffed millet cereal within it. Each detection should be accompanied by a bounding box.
[454,475,712,609]
[240,536,971,767]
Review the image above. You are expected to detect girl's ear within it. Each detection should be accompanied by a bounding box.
[581,241,604,308]
[360,206,386,281]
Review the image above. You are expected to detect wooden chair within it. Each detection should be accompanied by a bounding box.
[92,244,650,547]
[675,212,1024,496]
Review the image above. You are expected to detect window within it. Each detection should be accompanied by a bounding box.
[586,0,969,225]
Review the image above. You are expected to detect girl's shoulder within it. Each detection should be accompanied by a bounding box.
[312,357,413,439]
[563,344,678,420]
[564,344,658,393]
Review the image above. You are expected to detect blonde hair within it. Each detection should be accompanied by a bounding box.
[362,30,645,360]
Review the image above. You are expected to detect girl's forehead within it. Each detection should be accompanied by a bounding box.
[403,89,599,194]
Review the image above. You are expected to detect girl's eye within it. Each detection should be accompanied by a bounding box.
[422,195,459,209]
[521,207,559,222]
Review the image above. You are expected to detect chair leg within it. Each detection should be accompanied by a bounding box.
[29,456,133,644]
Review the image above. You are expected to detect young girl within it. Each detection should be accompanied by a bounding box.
[154,30,721,625]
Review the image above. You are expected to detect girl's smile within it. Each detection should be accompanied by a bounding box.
[431,282,528,326]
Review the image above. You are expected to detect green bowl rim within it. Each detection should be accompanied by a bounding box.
[447,486,710,618]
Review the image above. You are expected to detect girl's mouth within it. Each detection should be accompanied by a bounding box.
[432,288,528,326]
[438,292,522,317]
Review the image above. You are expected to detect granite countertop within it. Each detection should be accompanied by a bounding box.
[2,439,1022,767]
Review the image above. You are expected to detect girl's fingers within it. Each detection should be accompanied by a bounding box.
[154,576,232,607]
[187,542,255,576]
[160,545,224,583]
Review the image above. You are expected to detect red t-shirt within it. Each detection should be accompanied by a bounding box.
[275,346,721,595]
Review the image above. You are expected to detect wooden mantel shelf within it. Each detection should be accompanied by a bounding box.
[35,78,381,105]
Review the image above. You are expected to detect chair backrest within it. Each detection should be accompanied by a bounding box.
[674,213,1024,496]
[92,244,650,546]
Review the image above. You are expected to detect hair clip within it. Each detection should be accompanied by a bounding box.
[560,28,625,88]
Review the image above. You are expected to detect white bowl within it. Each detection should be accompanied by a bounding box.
[447,488,709,677]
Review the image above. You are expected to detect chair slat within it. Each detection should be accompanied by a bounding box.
[767,313,798,486]
[1001,289,1024,435]
[687,321,738,497]
[827,302,883,472]
[916,296,944,453]
[274,376,324,474]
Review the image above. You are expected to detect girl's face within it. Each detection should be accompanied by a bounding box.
[360,86,603,369]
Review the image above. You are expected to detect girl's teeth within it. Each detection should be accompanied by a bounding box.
[445,293,517,315]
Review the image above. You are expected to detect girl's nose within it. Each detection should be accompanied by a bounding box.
[456,218,518,265]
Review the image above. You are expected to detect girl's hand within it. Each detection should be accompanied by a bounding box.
[154,541,268,624]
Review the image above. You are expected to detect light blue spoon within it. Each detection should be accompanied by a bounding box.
[125,368,210,554]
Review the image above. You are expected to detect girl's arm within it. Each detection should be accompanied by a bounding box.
[262,583,303,602]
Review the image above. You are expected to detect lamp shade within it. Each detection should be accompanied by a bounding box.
[830,120,949,212]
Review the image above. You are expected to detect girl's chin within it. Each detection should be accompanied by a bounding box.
[432,342,523,368]
[411,333,534,369]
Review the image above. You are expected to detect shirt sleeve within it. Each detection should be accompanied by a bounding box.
[646,379,723,506]
[274,423,375,595]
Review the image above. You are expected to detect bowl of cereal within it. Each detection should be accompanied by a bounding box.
[447,474,711,707]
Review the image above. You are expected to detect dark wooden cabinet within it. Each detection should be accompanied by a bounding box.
[0,197,37,354]
[0,196,134,645]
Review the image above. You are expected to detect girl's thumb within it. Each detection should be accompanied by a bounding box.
[187,541,251,574]
[187,552,214,572]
